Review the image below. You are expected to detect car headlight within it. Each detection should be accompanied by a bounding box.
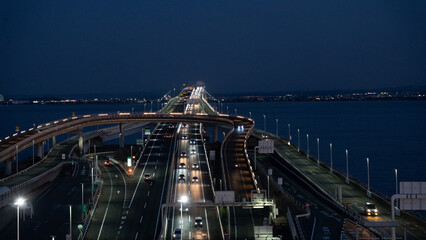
[367,209,371,212]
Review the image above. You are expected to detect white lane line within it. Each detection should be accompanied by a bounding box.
[147,191,150,197]
[144,202,147,208]
[134,232,138,240]
[128,125,162,208]
[112,163,127,209]
[97,166,114,240]
[140,216,144,223]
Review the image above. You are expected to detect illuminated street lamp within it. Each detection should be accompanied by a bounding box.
[178,196,189,230]
[14,197,26,240]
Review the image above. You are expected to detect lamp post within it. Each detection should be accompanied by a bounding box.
[275,119,278,136]
[32,140,35,165]
[366,158,371,197]
[263,115,266,131]
[150,102,153,112]
[174,88,176,96]
[226,106,229,114]
[288,124,291,145]
[81,183,84,222]
[345,149,349,184]
[395,168,398,195]
[69,205,72,239]
[132,107,134,114]
[330,143,333,174]
[14,197,25,240]
[306,134,309,158]
[297,129,300,152]
[178,196,188,230]
[144,103,146,112]
[234,109,237,115]
[317,138,320,165]
[16,145,18,173]
[249,112,252,119]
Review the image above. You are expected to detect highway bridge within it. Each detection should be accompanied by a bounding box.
[0,85,425,240]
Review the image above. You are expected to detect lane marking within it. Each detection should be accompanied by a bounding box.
[144,202,147,208]
[97,166,114,240]
[134,232,139,240]
[140,216,144,223]
[147,191,150,197]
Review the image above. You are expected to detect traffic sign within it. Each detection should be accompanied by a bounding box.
[144,128,151,136]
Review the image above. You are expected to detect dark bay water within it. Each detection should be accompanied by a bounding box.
[1,101,425,198]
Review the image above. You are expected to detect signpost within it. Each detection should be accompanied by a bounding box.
[254,140,274,170]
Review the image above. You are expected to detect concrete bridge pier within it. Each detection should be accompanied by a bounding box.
[213,125,218,142]
[37,142,44,159]
[4,157,12,175]
[119,123,124,148]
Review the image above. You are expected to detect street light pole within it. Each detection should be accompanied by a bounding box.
[16,145,18,173]
[249,112,252,119]
[288,124,291,145]
[234,109,237,115]
[69,205,72,239]
[297,129,300,152]
[263,115,266,131]
[14,198,25,240]
[346,149,349,184]
[317,138,320,165]
[306,134,309,158]
[395,168,398,195]
[81,183,84,222]
[330,143,333,174]
[276,119,278,136]
[367,158,371,197]
[32,140,35,165]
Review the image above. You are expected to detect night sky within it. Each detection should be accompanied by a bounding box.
[1,1,425,96]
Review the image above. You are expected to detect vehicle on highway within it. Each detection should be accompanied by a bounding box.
[191,149,196,155]
[178,174,185,182]
[194,217,203,227]
[189,139,196,145]
[192,176,199,183]
[165,134,172,138]
[192,163,199,169]
[363,202,378,216]
[104,160,111,166]
[169,125,175,129]
[180,152,187,157]
[182,135,188,140]
[144,173,152,182]
[182,123,187,128]
[173,228,181,239]
[179,163,186,169]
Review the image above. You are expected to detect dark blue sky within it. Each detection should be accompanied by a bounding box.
[1,1,425,96]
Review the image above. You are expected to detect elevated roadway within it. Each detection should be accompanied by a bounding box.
[253,129,426,239]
